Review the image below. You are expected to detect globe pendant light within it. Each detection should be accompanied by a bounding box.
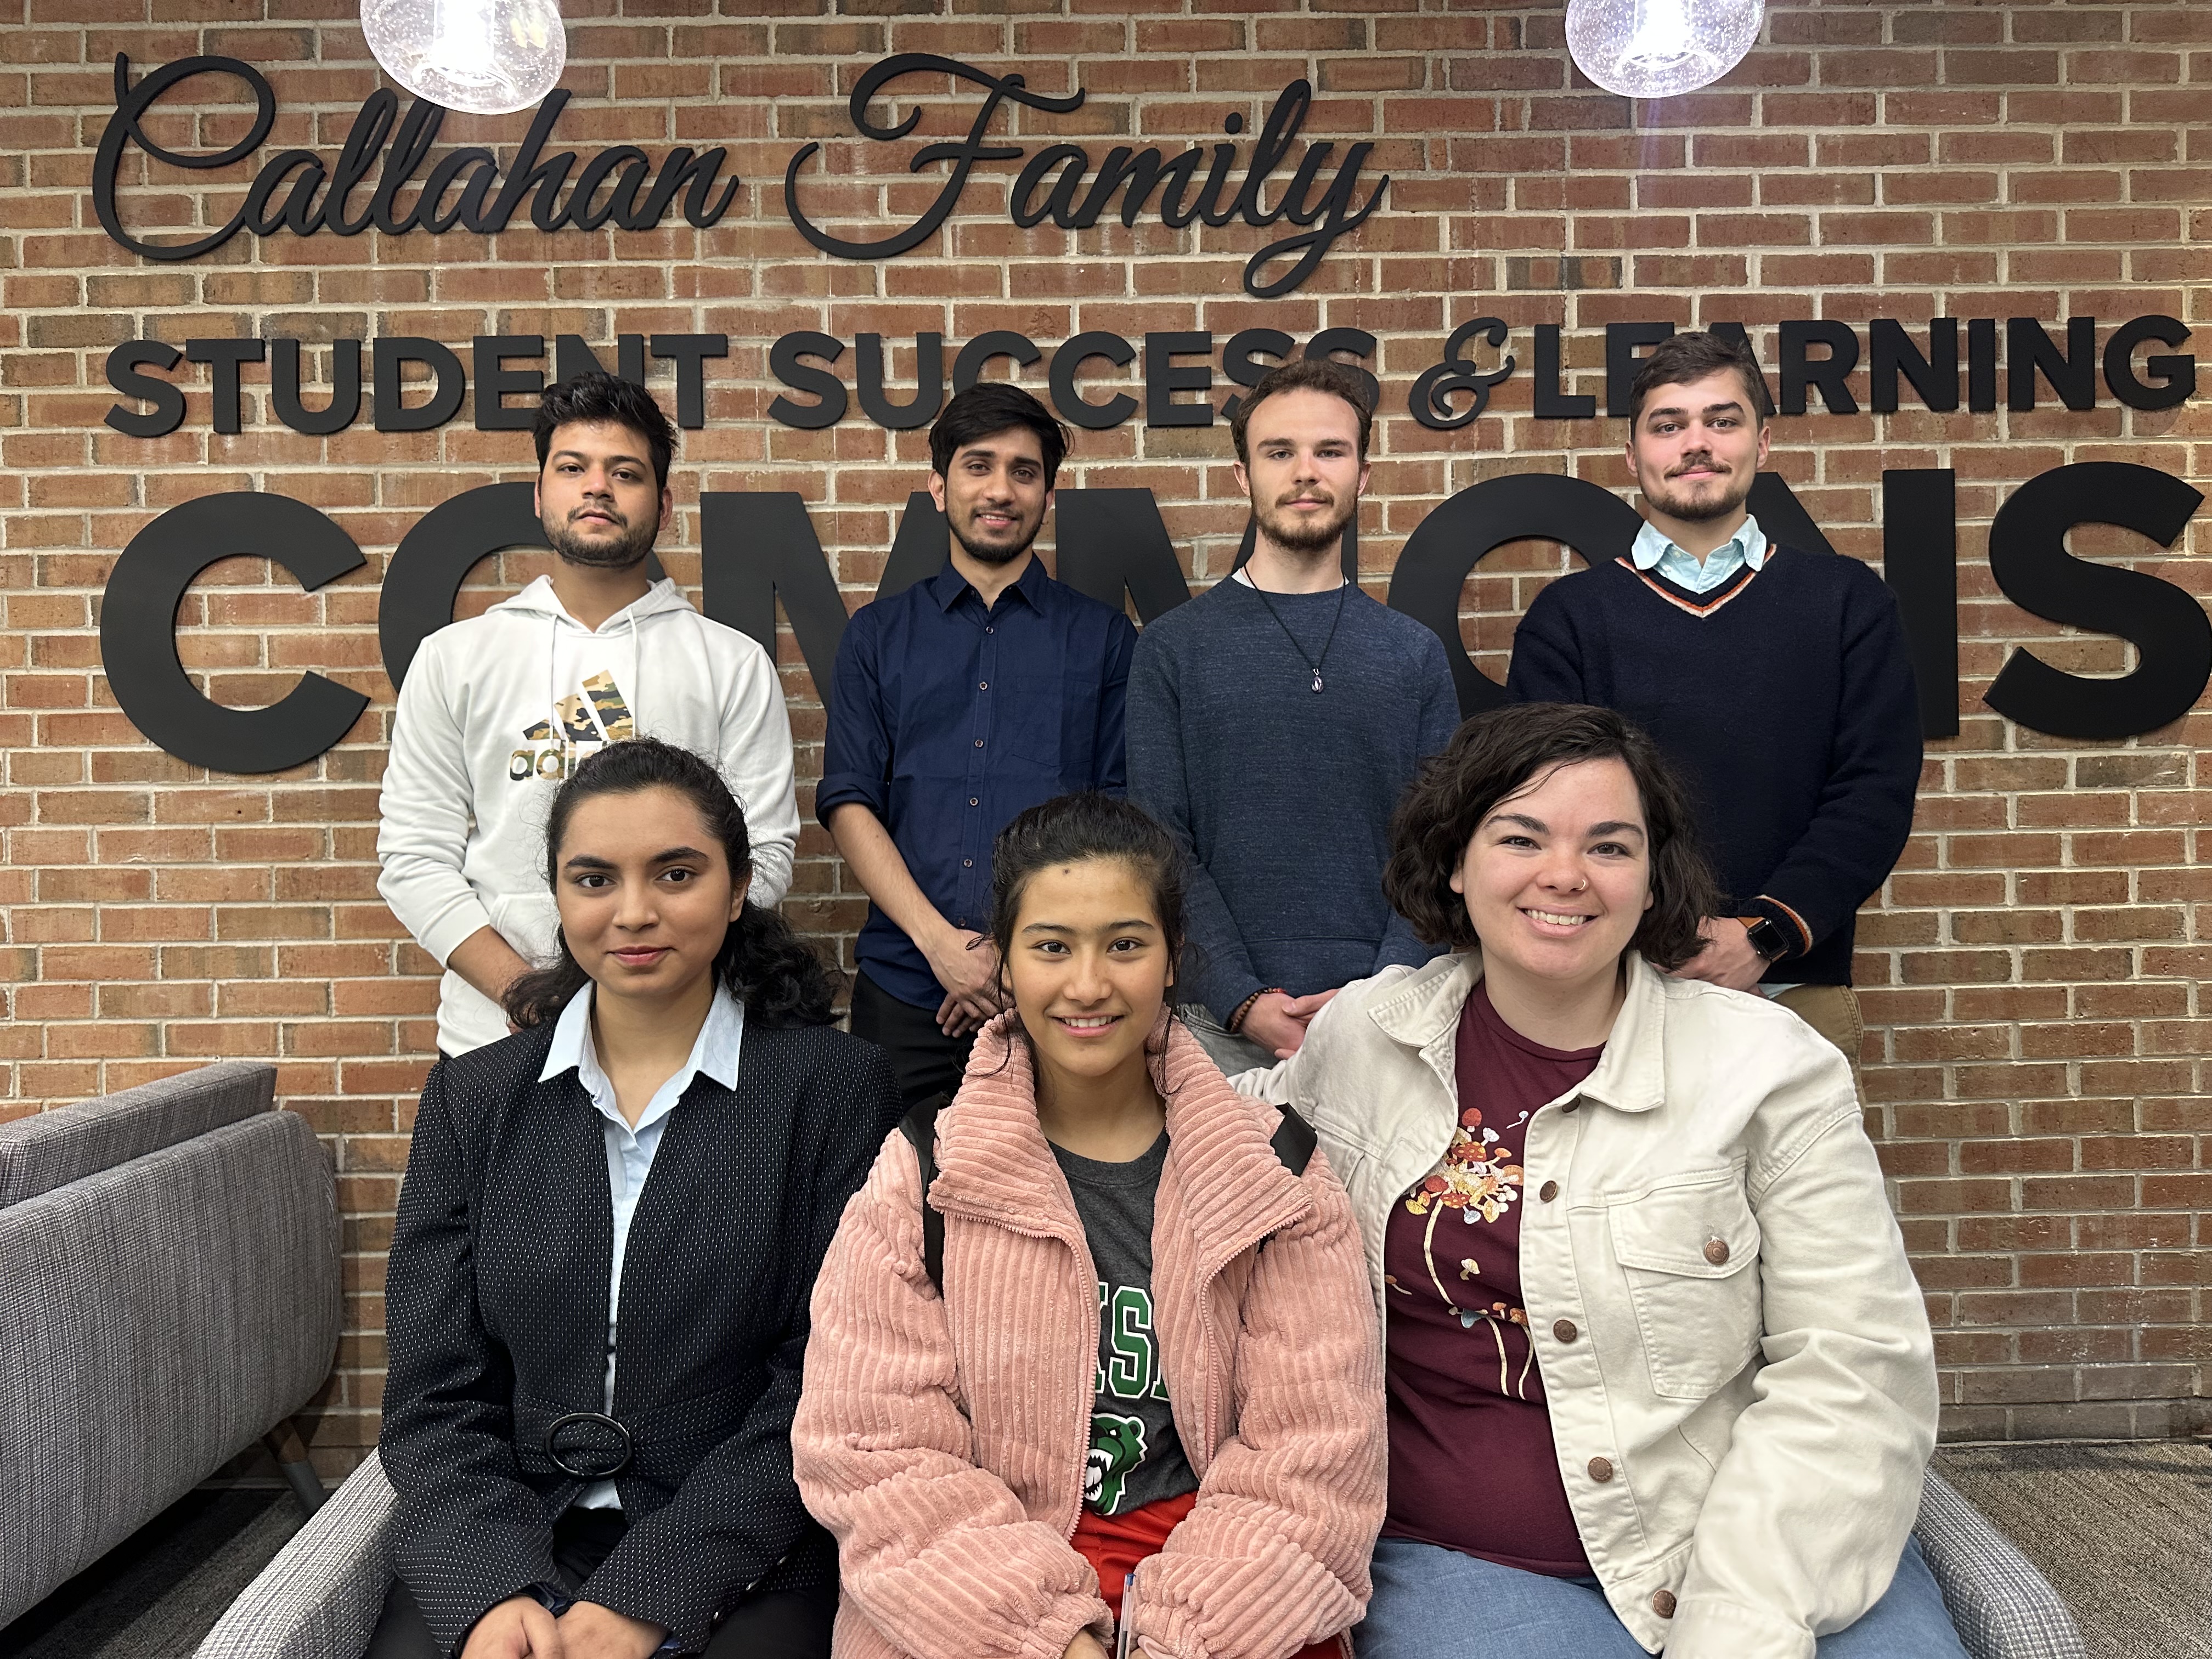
[361,0,566,116]
[1566,0,1764,100]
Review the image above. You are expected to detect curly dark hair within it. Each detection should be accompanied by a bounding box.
[1383,704,1717,971]
[532,371,679,494]
[503,738,838,1030]
[988,793,1188,1003]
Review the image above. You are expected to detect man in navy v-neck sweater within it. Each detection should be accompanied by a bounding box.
[1507,332,1922,1071]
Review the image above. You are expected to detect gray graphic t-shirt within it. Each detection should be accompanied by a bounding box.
[1052,1131,1199,1517]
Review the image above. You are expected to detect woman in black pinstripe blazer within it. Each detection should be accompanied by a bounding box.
[374,740,901,1659]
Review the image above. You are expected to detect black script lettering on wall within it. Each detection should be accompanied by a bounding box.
[92,54,740,262]
[782,54,1387,299]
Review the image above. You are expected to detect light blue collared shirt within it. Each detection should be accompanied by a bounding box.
[539,980,746,1509]
[1630,514,1769,596]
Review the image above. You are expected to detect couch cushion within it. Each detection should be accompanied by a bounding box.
[0,1061,275,1209]
[0,1107,340,1624]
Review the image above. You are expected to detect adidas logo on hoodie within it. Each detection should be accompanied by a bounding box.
[511,672,638,780]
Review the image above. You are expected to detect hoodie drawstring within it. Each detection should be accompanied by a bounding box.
[626,602,642,748]
[534,577,668,780]
[548,611,562,776]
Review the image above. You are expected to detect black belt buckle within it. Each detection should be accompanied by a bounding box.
[544,1411,634,1481]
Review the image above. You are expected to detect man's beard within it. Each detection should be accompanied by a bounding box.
[1643,457,1752,524]
[1257,490,1357,555]
[545,508,658,571]
[949,510,1037,567]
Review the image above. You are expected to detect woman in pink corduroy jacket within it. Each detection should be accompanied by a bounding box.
[793,793,1387,1659]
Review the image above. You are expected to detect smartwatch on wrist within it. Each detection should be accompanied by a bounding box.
[1739,915,1791,962]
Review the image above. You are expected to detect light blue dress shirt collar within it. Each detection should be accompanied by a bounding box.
[1630,514,1769,597]
[539,978,746,1108]
[539,980,745,1512]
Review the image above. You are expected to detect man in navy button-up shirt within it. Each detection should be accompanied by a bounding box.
[820,385,1137,1105]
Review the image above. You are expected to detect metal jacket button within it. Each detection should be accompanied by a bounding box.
[1553,1318,1578,1344]
[1539,1180,1559,1203]
[1703,1238,1731,1266]
[1587,1456,1613,1482]
[1652,1590,1677,1619]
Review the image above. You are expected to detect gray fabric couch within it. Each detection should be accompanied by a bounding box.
[0,1061,341,1628]
[197,1448,398,1659]
[198,1456,2083,1659]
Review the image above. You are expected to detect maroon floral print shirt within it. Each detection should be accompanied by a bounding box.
[1379,980,1602,1577]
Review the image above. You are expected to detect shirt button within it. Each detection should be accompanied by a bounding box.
[974,738,984,747]
[1587,1456,1613,1483]
[969,797,979,806]
[1652,1590,1677,1620]
[978,680,988,690]
[1703,1238,1731,1266]
[962,859,973,868]
[1553,1318,1578,1344]
[1561,1101,1581,1115]
[1539,1181,1559,1203]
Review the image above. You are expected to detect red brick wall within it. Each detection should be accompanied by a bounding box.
[2,1,2206,1470]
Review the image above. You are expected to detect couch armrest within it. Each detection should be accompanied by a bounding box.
[0,1061,275,1208]
[1915,1469,2086,1659]
[196,1452,398,1659]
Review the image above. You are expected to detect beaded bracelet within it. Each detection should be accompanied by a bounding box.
[1227,987,1285,1034]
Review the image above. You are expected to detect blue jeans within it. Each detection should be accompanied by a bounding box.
[1358,1536,1967,1658]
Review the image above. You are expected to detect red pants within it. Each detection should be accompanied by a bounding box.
[1071,1491,1346,1659]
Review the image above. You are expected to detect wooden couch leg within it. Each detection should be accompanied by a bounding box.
[263,1418,327,1517]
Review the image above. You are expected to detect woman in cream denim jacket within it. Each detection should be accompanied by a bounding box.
[1237,705,1955,1659]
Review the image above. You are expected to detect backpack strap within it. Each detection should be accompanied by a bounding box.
[902,1095,1312,1295]
[1270,1102,1317,1178]
[899,1093,950,1295]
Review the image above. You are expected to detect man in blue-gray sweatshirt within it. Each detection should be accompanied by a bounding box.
[1128,358,1461,1071]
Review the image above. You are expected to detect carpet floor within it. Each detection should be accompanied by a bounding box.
[0,1487,305,1658]
[1934,1440,2210,1659]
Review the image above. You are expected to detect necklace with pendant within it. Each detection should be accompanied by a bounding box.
[1248,576,1350,693]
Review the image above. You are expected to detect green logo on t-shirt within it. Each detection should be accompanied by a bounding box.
[1096,1283,1170,1401]
[1086,1412,1148,1514]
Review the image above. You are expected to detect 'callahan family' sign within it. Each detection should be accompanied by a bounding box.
[91,53,1386,299]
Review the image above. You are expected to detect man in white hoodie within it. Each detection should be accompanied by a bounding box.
[377,373,800,1055]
